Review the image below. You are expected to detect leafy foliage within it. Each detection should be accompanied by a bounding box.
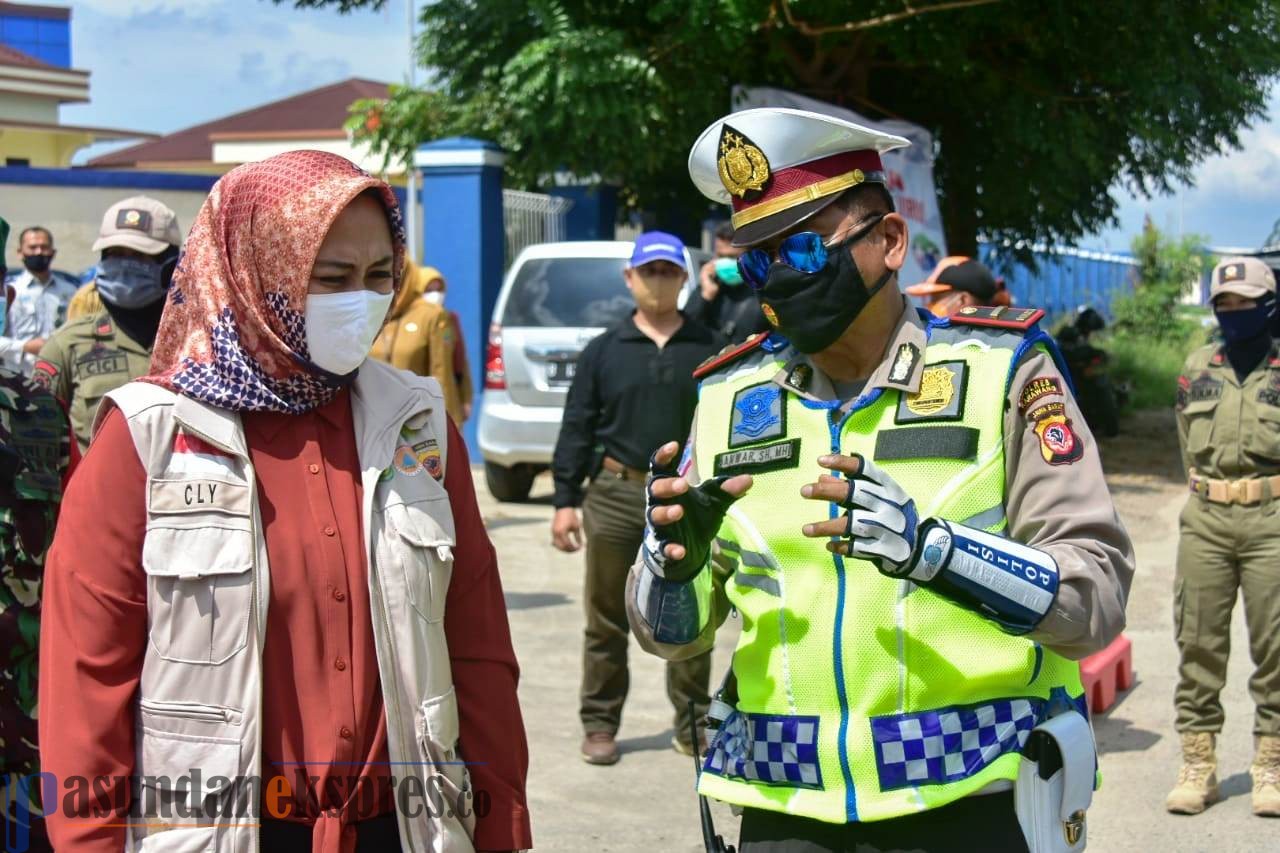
[285,0,1280,251]
[1110,219,1211,344]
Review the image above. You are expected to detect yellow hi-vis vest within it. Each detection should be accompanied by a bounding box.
[694,321,1085,824]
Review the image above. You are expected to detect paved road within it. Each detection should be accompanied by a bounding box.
[477,417,1280,851]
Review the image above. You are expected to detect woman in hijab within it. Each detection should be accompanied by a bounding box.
[38,151,532,853]
[421,267,476,423]
[370,260,467,425]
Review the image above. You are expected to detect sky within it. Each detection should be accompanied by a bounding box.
[56,1,1280,253]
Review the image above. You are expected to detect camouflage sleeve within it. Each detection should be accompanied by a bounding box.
[1003,347,1135,660]
[32,334,70,404]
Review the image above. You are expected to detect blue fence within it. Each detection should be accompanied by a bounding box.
[978,243,1137,326]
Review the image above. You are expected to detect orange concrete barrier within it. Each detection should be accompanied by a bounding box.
[1081,634,1134,714]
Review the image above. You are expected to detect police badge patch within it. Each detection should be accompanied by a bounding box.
[895,361,967,424]
[729,382,785,448]
[1033,411,1083,466]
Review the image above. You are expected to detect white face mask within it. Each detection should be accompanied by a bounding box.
[304,289,394,376]
[423,291,445,305]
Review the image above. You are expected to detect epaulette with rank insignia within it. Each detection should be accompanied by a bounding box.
[693,332,769,380]
[950,305,1044,331]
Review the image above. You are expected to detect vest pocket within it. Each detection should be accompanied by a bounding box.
[416,686,477,842]
[133,826,217,852]
[141,522,254,665]
[131,725,240,848]
[383,500,455,624]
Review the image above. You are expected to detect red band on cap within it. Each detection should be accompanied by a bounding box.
[730,150,885,214]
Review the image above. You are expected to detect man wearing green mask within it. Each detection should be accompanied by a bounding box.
[686,221,770,343]
[627,108,1134,850]
[0,213,75,853]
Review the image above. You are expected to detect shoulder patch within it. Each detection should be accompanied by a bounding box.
[950,305,1045,331]
[693,332,769,380]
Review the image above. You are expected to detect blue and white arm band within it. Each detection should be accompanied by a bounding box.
[897,518,1059,634]
[634,526,714,645]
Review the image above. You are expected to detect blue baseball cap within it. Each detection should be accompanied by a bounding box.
[630,231,687,270]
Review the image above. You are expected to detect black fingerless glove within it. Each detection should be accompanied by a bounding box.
[643,448,741,583]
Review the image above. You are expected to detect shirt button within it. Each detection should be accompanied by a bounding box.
[309,463,321,474]
[323,526,335,537]
[333,589,346,602]
[339,726,353,740]
[334,657,347,671]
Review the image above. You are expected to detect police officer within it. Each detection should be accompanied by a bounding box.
[627,109,1134,850]
[31,197,181,453]
[551,232,725,765]
[0,214,74,853]
[1167,256,1280,817]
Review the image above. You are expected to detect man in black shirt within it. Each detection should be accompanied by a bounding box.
[684,221,771,342]
[551,231,726,766]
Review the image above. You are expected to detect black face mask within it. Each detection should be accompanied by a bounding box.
[756,216,893,354]
[22,254,51,274]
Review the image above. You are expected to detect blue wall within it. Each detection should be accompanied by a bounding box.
[978,244,1137,325]
[0,11,70,68]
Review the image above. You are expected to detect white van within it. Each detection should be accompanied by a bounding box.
[478,240,705,501]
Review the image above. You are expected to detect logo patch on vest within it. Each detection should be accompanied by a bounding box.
[895,361,967,424]
[714,438,801,476]
[729,383,785,448]
[393,443,425,476]
[414,438,443,480]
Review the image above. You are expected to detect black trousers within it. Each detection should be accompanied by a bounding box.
[258,811,401,852]
[738,791,1029,853]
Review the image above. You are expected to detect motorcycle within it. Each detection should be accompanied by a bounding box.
[1054,307,1128,438]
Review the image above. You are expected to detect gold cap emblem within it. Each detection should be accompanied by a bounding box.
[761,303,779,326]
[717,124,771,201]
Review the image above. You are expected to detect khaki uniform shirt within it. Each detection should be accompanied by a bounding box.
[370,298,467,426]
[628,302,1135,661]
[31,311,152,453]
[1176,343,1280,480]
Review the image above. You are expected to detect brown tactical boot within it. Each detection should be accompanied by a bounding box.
[1251,735,1280,816]
[1166,732,1220,815]
[581,731,620,766]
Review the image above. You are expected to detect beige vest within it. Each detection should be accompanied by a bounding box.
[94,359,475,853]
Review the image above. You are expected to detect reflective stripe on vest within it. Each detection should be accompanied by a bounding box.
[693,330,1084,824]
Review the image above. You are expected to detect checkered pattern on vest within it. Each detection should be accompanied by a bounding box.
[871,696,1045,790]
[703,711,823,790]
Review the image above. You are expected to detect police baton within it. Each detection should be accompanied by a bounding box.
[689,701,735,853]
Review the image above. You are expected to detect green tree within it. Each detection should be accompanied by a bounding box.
[284,0,1280,252]
[1111,217,1210,343]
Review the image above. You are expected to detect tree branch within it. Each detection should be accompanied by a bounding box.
[776,0,1003,36]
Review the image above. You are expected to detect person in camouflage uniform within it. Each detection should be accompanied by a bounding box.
[1,214,74,853]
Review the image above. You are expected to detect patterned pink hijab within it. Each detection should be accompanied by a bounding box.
[145,150,404,413]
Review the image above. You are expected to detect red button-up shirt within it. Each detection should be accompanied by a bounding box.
[39,389,532,852]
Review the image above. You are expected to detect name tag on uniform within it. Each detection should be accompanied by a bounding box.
[148,477,251,516]
[76,348,128,377]
[714,438,801,476]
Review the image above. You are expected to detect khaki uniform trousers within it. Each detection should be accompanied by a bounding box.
[1175,495,1280,735]
[579,472,711,742]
